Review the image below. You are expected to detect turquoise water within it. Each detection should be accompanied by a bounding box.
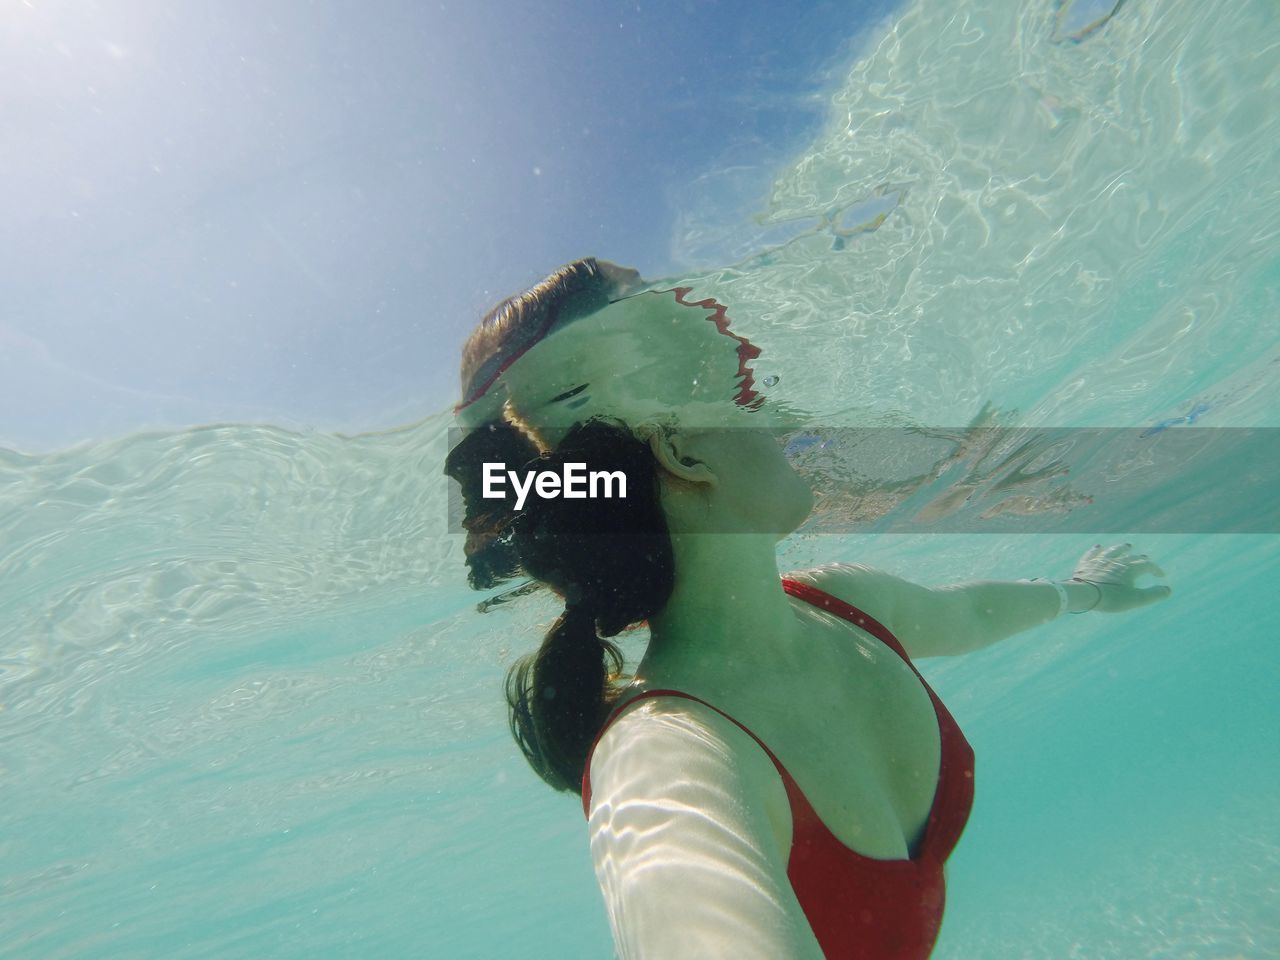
[3,0,1278,957]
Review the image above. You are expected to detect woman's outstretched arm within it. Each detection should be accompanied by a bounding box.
[790,542,1172,659]
[586,698,827,960]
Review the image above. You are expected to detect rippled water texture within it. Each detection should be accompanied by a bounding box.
[672,0,1278,433]
[2,0,1277,957]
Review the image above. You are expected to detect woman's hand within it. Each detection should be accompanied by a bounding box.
[1070,543,1172,613]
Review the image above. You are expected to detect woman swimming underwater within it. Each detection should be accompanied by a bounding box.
[444,258,1172,959]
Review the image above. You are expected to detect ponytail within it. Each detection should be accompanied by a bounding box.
[504,418,674,794]
[505,603,627,792]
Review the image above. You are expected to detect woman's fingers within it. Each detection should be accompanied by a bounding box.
[1084,558,1126,579]
[1127,557,1165,579]
[1074,544,1170,611]
[1079,542,1128,565]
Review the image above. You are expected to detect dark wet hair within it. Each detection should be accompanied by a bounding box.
[445,259,676,794]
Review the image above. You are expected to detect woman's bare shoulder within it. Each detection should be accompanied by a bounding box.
[782,561,903,619]
[783,559,888,585]
[783,562,957,659]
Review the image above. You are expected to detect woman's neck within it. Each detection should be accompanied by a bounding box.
[635,532,808,691]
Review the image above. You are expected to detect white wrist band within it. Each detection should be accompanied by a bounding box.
[1028,577,1068,618]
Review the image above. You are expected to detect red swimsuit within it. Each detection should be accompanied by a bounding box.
[581,578,976,959]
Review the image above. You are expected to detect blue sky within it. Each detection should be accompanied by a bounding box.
[1,0,897,452]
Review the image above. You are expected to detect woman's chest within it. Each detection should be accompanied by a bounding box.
[743,619,944,861]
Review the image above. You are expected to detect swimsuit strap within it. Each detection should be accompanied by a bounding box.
[780,577,909,664]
